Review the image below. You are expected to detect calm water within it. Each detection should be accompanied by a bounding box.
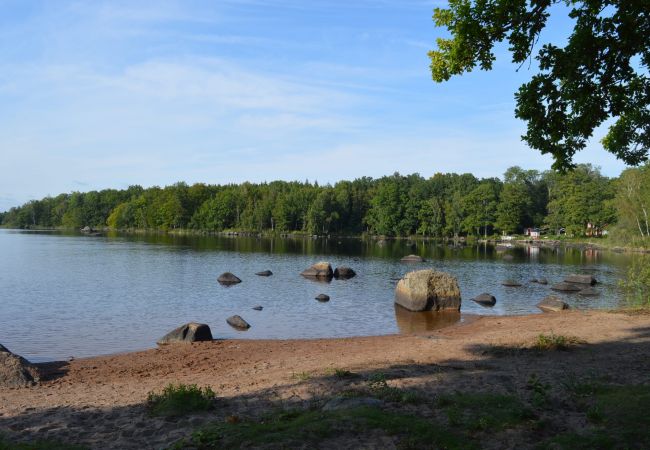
[0,229,640,361]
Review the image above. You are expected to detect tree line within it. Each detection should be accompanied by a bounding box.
[2,164,649,242]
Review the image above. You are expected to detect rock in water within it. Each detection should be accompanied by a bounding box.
[157,323,213,345]
[227,315,251,330]
[537,278,548,285]
[394,270,461,312]
[564,274,597,285]
[252,305,264,311]
[578,287,600,296]
[333,266,356,279]
[300,262,333,279]
[315,294,330,302]
[501,279,522,287]
[551,282,582,292]
[400,254,425,263]
[218,272,242,285]
[472,293,496,307]
[0,344,40,388]
[536,296,570,312]
[255,270,273,276]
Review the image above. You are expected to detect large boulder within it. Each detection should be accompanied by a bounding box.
[157,323,213,345]
[226,315,251,330]
[472,293,496,307]
[394,270,461,312]
[551,282,582,292]
[218,272,242,285]
[0,344,40,388]
[564,274,597,285]
[333,266,356,279]
[300,262,333,279]
[400,254,425,263]
[536,296,570,312]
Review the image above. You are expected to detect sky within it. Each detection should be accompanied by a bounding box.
[0,0,629,211]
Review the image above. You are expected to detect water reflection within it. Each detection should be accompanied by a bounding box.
[393,304,461,333]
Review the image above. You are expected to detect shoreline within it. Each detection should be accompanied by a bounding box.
[2,309,650,448]
[5,226,649,254]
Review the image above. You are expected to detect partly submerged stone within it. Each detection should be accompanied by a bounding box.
[0,344,40,388]
[252,305,264,311]
[218,272,242,285]
[536,296,570,313]
[564,274,597,285]
[501,279,522,287]
[394,270,461,312]
[333,266,356,279]
[472,293,496,307]
[578,287,600,297]
[226,315,251,330]
[157,323,213,345]
[551,282,582,292]
[300,262,333,279]
[315,294,330,302]
[255,270,273,277]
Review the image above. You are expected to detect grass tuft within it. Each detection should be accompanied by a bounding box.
[146,383,216,417]
[532,333,583,351]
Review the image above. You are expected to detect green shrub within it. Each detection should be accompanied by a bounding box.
[146,383,216,417]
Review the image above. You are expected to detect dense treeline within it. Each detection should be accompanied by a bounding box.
[2,163,648,241]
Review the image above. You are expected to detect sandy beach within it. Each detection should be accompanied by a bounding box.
[2,310,650,449]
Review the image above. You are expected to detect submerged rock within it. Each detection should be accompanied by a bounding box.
[255,270,273,277]
[157,323,213,345]
[333,266,356,279]
[472,293,497,307]
[300,262,333,279]
[226,315,251,330]
[315,294,330,302]
[564,274,597,285]
[252,305,264,311]
[537,278,548,285]
[218,272,242,285]
[0,344,40,388]
[551,282,582,292]
[578,287,600,297]
[400,254,425,263]
[536,296,570,312]
[394,269,461,312]
[501,279,522,287]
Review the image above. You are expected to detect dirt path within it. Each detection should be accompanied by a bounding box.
[2,310,650,449]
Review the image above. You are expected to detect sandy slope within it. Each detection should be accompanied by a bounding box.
[2,310,650,449]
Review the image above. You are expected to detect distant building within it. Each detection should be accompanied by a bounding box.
[524,227,541,239]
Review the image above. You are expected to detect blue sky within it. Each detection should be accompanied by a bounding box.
[0,0,628,211]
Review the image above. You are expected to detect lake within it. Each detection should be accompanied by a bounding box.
[0,229,639,362]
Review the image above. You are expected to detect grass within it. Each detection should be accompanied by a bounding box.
[0,435,87,450]
[365,373,422,404]
[146,383,216,417]
[291,371,311,381]
[174,406,471,450]
[436,392,534,432]
[324,367,356,378]
[531,333,583,351]
[542,384,650,449]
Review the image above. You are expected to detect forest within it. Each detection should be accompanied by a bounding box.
[1,164,649,243]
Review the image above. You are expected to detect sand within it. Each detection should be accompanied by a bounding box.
[2,310,650,449]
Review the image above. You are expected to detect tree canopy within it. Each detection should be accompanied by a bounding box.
[429,0,650,171]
